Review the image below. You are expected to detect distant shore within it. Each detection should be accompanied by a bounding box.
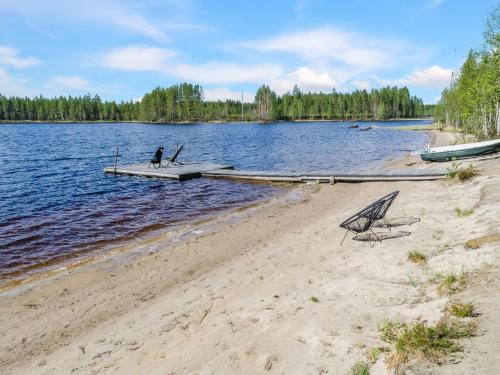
[0,117,433,125]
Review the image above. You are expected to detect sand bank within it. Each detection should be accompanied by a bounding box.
[1,131,499,374]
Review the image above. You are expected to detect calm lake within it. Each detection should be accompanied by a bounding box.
[0,120,431,284]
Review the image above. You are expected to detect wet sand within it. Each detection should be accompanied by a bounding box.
[1,131,499,374]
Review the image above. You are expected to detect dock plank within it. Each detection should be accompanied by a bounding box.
[104,162,234,180]
[201,168,447,183]
[104,162,447,183]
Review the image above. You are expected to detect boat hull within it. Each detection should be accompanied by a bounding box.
[420,142,500,161]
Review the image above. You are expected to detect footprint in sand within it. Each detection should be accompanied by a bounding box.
[264,354,280,371]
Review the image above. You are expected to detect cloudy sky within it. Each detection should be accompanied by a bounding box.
[0,0,496,103]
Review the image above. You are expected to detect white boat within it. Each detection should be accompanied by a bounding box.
[420,138,500,161]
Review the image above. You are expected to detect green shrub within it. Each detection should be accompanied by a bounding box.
[455,207,474,217]
[350,361,369,375]
[379,319,477,369]
[437,272,467,295]
[407,250,427,264]
[457,165,478,182]
[449,302,476,318]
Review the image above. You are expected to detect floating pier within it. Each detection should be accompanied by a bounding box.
[104,162,234,180]
[201,169,447,183]
[105,162,447,183]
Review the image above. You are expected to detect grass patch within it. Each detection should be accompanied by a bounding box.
[407,250,427,264]
[368,346,388,363]
[379,319,477,369]
[457,165,478,182]
[350,361,369,375]
[407,276,419,288]
[465,233,500,249]
[437,272,467,296]
[448,302,476,318]
[455,207,474,217]
[446,160,462,179]
[446,162,478,182]
[310,296,320,303]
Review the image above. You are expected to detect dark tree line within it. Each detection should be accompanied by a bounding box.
[0,82,432,123]
[435,4,499,138]
[255,85,430,121]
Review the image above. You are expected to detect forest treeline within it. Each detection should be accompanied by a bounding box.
[0,83,433,123]
[435,4,499,138]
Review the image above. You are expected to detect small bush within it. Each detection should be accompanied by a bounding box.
[457,165,478,182]
[446,162,478,182]
[455,207,474,217]
[408,250,427,264]
[446,160,462,179]
[465,233,500,249]
[310,296,319,303]
[368,346,387,363]
[350,361,369,375]
[379,319,477,369]
[448,302,476,318]
[437,272,467,296]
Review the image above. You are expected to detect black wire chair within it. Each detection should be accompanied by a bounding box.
[166,144,184,166]
[148,146,164,169]
[339,199,386,247]
[372,191,399,231]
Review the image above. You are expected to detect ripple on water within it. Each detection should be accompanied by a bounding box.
[0,121,431,284]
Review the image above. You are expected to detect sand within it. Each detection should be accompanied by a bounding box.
[1,131,499,374]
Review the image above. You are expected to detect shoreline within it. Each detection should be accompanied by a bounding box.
[0,118,433,125]
[1,130,499,374]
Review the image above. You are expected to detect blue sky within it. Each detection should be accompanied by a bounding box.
[0,0,497,103]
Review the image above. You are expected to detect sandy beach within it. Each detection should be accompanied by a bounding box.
[1,131,499,374]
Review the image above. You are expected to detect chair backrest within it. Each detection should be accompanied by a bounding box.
[340,200,386,234]
[169,144,184,163]
[371,191,399,220]
[151,147,163,164]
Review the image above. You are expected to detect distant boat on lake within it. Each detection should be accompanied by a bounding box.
[420,138,500,161]
[359,126,372,131]
[348,124,359,129]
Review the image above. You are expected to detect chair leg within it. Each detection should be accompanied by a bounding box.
[340,230,350,247]
[369,228,382,247]
[383,217,391,231]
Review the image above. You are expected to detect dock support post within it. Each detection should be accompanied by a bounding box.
[330,176,336,184]
[114,146,119,174]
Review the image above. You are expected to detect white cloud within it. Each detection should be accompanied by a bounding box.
[0,0,172,42]
[377,65,453,88]
[350,80,372,90]
[100,45,283,84]
[100,45,176,71]
[203,87,254,102]
[0,45,40,68]
[168,63,283,84]
[108,13,168,42]
[239,27,412,71]
[0,68,36,96]
[47,76,89,90]
[269,66,342,94]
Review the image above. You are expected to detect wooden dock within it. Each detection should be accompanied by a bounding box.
[104,162,234,180]
[105,162,447,183]
[201,168,447,183]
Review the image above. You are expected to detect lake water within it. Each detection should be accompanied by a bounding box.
[0,120,431,284]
